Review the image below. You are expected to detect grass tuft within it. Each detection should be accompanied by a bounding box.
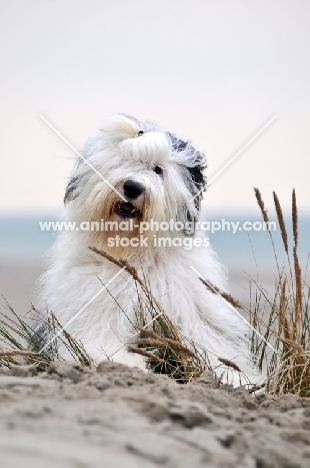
[0,299,91,371]
[89,246,255,387]
[250,189,310,396]
[89,246,205,383]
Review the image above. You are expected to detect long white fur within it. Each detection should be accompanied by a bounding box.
[39,115,260,386]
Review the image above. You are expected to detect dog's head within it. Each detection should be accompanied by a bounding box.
[64,114,207,257]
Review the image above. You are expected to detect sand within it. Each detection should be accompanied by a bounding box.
[0,255,278,314]
[0,361,309,468]
[0,256,44,314]
[1,258,310,467]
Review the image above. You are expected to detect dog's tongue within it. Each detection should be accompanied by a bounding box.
[120,202,134,212]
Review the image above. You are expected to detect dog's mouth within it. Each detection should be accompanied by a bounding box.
[114,201,140,218]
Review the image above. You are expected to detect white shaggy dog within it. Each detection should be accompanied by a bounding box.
[38,114,259,385]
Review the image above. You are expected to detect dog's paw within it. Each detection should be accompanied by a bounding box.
[84,344,148,372]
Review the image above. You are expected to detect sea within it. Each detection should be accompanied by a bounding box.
[0,213,309,269]
[0,212,309,313]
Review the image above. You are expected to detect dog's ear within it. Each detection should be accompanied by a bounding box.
[188,168,206,212]
[64,176,80,204]
[168,132,188,153]
[187,160,207,197]
[168,132,207,209]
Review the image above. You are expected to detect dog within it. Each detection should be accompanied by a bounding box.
[38,114,259,385]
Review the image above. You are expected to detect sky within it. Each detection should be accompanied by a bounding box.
[0,0,309,216]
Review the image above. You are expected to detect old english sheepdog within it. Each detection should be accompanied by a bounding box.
[38,114,259,385]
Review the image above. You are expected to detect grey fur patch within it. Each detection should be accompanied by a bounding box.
[64,176,80,204]
[168,132,207,210]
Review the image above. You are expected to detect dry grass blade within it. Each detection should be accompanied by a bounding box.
[89,247,125,270]
[254,187,270,227]
[217,357,241,373]
[248,383,266,394]
[292,188,298,249]
[89,246,167,323]
[293,246,303,332]
[199,277,242,309]
[51,313,91,366]
[291,189,302,336]
[273,191,288,254]
[251,189,310,397]
[278,279,291,341]
[127,346,166,363]
[135,326,166,341]
[132,333,197,359]
[130,338,169,347]
[0,350,39,357]
[281,338,305,353]
[89,246,204,383]
[137,321,203,381]
[254,188,280,274]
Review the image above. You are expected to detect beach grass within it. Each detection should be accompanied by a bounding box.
[249,188,310,396]
[0,300,91,370]
[89,246,206,383]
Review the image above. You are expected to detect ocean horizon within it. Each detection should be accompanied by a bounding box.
[1,213,309,271]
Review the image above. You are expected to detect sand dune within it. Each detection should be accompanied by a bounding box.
[1,257,309,467]
[0,361,309,468]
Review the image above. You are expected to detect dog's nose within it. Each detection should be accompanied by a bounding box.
[123,180,144,199]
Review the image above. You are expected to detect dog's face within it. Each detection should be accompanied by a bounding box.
[64,115,207,257]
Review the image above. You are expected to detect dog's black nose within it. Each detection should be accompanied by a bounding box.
[123,180,144,199]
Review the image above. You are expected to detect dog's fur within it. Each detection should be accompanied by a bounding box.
[39,114,259,384]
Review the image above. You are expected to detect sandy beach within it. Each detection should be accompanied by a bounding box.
[0,255,278,316]
[1,256,309,467]
[0,361,310,468]
[0,256,44,314]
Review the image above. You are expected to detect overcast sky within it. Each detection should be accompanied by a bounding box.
[1,0,309,215]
